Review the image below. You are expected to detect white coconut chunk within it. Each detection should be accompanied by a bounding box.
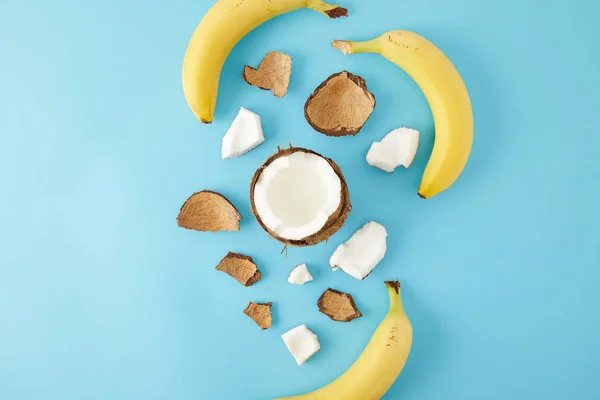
[287,263,314,285]
[281,324,320,366]
[253,151,342,241]
[222,107,265,159]
[366,142,397,173]
[366,127,420,172]
[329,221,388,280]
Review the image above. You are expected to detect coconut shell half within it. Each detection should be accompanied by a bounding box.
[250,147,351,247]
[304,71,375,137]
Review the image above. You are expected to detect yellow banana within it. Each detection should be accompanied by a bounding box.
[276,281,412,400]
[182,0,347,124]
[333,31,473,198]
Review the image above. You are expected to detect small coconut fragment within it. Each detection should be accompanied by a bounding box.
[287,263,313,285]
[222,107,265,159]
[243,52,292,98]
[177,190,241,232]
[366,127,420,172]
[330,221,388,280]
[317,288,362,322]
[304,71,375,137]
[281,324,320,366]
[250,147,351,247]
[216,252,261,286]
[243,301,272,330]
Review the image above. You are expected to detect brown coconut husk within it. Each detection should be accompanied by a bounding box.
[317,288,362,322]
[216,252,261,287]
[177,190,241,232]
[243,51,292,98]
[304,71,375,137]
[250,147,351,247]
[243,302,273,330]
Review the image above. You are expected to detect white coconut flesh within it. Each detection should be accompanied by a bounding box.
[366,127,420,172]
[281,324,320,366]
[288,263,313,285]
[253,151,342,241]
[222,107,265,159]
[330,221,388,280]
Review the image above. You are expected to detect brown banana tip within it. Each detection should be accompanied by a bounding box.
[325,7,348,18]
[385,280,400,294]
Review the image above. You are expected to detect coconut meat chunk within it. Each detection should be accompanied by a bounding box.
[330,221,388,280]
[281,324,320,366]
[222,107,265,159]
[288,263,314,285]
[366,127,420,172]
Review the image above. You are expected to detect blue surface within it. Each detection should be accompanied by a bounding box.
[2,0,600,399]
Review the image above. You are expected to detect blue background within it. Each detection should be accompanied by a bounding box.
[2,0,599,399]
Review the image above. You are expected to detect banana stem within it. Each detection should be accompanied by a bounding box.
[332,39,380,55]
[306,0,348,18]
[385,281,403,312]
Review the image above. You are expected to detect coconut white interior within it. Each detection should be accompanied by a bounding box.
[366,127,420,172]
[288,263,313,285]
[281,324,320,366]
[330,221,388,280]
[222,107,265,159]
[253,152,342,240]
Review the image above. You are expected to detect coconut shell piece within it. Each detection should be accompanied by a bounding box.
[216,252,261,287]
[243,302,273,330]
[243,52,292,98]
[304,71,375,137]
[317,288,362,322]
[250,147,351,247]
[177,190,241,232]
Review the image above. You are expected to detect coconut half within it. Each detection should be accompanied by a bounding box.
[250,147,351,246]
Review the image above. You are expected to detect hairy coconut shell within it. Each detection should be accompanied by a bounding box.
[216,252,262,287]
[304,71,375,137]
[243,51,292,98]
[317,288,362,322]
[243,302,273,330]
[177,190,241,232]
[250,147,351,247]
